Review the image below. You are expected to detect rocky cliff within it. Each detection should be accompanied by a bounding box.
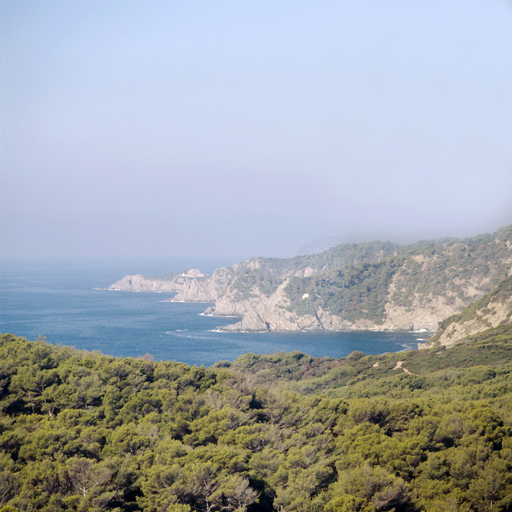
[172,265,240,303]
[106,225,512,334]
[175,241,398,310]
[421,275,512,348]
[213,225,512,332]
[107,269,207,293]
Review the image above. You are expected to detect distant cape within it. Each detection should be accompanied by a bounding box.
[106,225,512,339]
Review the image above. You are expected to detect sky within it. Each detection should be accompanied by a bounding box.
[1,0,512,266]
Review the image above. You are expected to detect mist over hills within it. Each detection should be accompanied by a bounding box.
[293,234,418,257]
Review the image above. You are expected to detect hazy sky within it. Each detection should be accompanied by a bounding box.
[1,0,512,264]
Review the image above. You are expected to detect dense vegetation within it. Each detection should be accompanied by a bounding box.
[284,258,404,322]
[226,329,512,397]
[222,241,399,300]
[389,227,512,308]
[1,333,512,512]
[283,226,512,323]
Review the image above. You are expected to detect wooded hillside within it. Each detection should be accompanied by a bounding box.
[1,333,512,512]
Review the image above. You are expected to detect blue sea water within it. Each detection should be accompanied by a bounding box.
[0,260,426,367]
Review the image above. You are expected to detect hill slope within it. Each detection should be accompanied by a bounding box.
[173,240,399,305]
[423,275,512,348]
[106,225,512,333]
[216,225,512,332]
[1,332,512,512]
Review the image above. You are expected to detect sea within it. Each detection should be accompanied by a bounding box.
[0,259,427,367]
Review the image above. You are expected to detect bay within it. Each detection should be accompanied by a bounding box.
[0,260,426,367]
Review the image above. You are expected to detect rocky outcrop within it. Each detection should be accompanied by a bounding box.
[217,280,378,332]
[213,226,512,332]
[107,270,206,293]
[420,275,512,348]
[105,225,512,334]
[171,266,234,302]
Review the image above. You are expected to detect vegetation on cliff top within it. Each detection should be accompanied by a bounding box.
[284,257,404,323]
[283,226,512,324]
[224,241,399,300]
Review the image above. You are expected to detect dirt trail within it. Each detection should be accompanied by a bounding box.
[393,361,413,375]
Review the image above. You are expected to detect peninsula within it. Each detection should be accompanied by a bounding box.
[107,225,512,334]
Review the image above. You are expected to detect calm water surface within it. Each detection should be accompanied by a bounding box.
[0,261,427,366]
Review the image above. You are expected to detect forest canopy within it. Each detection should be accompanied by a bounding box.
[1,333,512,512]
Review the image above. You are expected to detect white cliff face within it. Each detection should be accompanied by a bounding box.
[202,263,326,319]
[420,276,512,349]
[213,269,510,333]
[218,280,292,331]
[183,269,205,278]
[379,295,463,331]
[172,267,234,302]
[171,278,219,302]
[216,281,354,332]
[108,274,184,292]
[108,269,210,293]
[434,299,512,347]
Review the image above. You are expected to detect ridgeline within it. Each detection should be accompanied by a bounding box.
[108,225,512,333]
